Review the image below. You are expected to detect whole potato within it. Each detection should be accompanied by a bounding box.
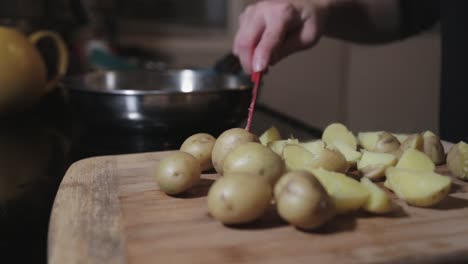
[211,128,258,174]
[155,151,201,195]
[180,133,216,171]
[223,142,284,185]
[276,171,335,230]
[207,172,272,224]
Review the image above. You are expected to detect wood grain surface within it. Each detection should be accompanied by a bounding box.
[48,148,468,264]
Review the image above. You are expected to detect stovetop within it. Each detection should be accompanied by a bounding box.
[0,88,320,264]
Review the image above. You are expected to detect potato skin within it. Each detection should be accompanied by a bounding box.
[155,151,201,195]
[447,141,468,180]
[180,133,216,171]
[211,128,259,175]
[223,142,284,186]
[276,171,335,230]
[422,131,445,165]
[374,132,400,153]
[207,172,272,224]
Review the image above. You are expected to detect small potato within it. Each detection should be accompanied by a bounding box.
[276,171,335,230]
[155,151,201,195]
[322,123,358,150]
[374,132,400,153]
[211,128,258,175]
[259,126,282,146]
[180,133,216,171]
[400,134,424,152]
[422,131,445,165]
[223,142,284,185]
[207,172,272,224]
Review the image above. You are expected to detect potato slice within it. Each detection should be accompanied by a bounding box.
[310,168,369,214]
[328,140,362,166]
[400,134,424,152]
[393,133,410,144]
[299,140,325,156]
[374,132,400,153]
[360,177,396,214]
[447,141,468,180]
[422,131,445,165]
[322,123,357,150]
[357,151,397,180]
[385,167,451,207]
[358,131,382,151]
[284,145,349,173]
[259,126,282,146]
[396,148,435,171]
[267,138,299,157]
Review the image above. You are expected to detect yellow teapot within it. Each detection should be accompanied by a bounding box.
[0,26,68,113]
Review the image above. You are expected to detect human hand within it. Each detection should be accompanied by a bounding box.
[233,0,328,73]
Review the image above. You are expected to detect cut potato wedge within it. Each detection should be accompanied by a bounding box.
[400,134,423,152]
[360,177,396,214]
[284,145,349,173]
[310,168,369,214]
[447,141,468,180]
[358,131,382,151]
[385,167,451,207]
[358,151,397,180]
[393,133,410,144]
[422,131,445,165]
[396,148,435,171]
[299,140,325,156]
[328,140,362,166]
[322,123,357,150]
[259,126,282,146]
[374,132,400,153]
[267,138,299,157]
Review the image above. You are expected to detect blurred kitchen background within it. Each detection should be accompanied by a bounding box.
[0,0,441,134]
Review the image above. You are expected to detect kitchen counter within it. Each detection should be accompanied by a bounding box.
[0,87,320,264]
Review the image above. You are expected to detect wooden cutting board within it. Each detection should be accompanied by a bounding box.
[48,150,468,264]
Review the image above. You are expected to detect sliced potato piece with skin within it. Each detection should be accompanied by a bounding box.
[267,138,299,157]
[358,131,382,151]
[358,151,397,180]
[259,126,282,146]
[393,133,410,144]
[396,148,435,171]
[385,167,451,207]
[422,131,445,165]
[447,141,468,180]
[310,168,369,214]
[328,140,362,166]
[283,145,349,173]
[299,140,325,156]
[360,177,396,214]
[322,123,357,150]
[400,134,424,152]
[374,132,400,153]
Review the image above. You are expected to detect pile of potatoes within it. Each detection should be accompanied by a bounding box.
[154,123,468,231]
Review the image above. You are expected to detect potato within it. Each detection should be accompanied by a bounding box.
[180,133,216,171]
[447,141,468,180]
[422,131,445,165]
[357,151,397,180]
[259,126,282,146]
[284,145,349,173]
[385,167,451,207]
[393,133,410,144]
[207,172,272,224]
[396,148,435,171]
[374,132,400,153]
[276,171,335,230]
[358,131,383,151]
[223,142,284,185]
[155,151,201,195]
[400,134,424,152]
[360,177,396,214]
[299,140,325,155]
[322,123,357,149]
[310,168,370,214]
[328,140,362,166]
[267,138,299,157]
[211,128,258,174]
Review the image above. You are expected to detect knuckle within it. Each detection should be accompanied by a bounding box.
[273,2,295,19]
